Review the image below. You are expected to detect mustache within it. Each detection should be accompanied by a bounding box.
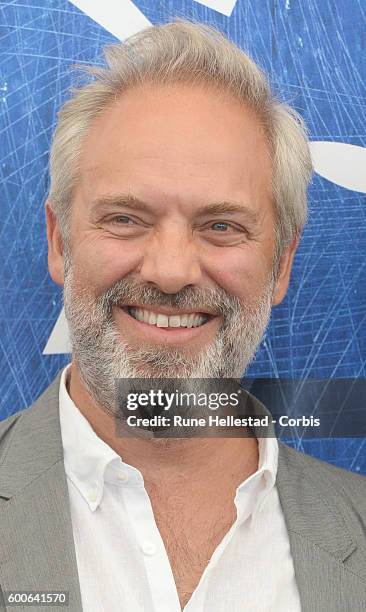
[96,277,245,318]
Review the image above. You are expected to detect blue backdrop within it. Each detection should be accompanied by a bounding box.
[1,1,365,472]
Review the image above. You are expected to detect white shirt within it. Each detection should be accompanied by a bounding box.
[59,364,302,611]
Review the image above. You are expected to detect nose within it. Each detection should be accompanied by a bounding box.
[138,224,202,294]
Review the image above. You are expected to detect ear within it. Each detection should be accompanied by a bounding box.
[45,201,65,286]
[272,235,299,306]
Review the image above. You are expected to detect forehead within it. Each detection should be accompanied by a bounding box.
[76,82,272,213]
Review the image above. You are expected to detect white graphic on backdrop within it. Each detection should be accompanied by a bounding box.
[43,309,71,355]
[43,2,366,355]
[310,142,366,193]
[69,0,151,39]
[194,0,238,16]
[70,0,239,23]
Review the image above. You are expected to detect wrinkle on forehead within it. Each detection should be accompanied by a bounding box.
[74,82,274,234]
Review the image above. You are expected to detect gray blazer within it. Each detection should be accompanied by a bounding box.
[0,371,366,611]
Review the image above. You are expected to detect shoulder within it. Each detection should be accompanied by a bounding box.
[0,370,64,469]
[0,409,25,464]
[278,441,366,523]
[279,441,366,489]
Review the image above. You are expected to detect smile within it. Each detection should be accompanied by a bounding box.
[127,306,212,328]
[114,304,220,346]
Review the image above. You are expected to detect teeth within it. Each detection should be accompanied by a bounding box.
[180,314,188,327]
[169,315,181,327]
[129,307,209,328]
[187,314,195,328]
[143,310,150,323]
[156,314,169,327]
[148,311,157,325]
[135,309,144,322]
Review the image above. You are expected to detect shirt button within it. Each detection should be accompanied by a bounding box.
[88,486,98,503]
[117,470,129,482]
[141,542,156,556]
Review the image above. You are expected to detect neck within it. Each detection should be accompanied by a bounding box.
[67,361,259,489]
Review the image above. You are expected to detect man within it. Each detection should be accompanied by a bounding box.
[0,19,365,612]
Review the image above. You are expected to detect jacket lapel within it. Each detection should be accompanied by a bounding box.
[277,442,365,611]
[0,371,83,612]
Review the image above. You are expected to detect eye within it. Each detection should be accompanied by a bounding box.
[211,222,231,232]
[111,215,135,225]
[208,221,244,234]
[199,220,249,246]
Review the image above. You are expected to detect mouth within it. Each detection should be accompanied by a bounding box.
[126,305,213,329]
[114,304,220,345]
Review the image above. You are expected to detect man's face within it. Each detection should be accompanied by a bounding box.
[55,83,283,412]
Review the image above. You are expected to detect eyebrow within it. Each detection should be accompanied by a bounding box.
[90,193,260,225]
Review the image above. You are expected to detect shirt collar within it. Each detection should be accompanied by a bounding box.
[59,364,278,518]
[59,364,123,511]
[234,436,278,525]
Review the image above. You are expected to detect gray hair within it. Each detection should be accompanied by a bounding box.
[48,19,313,263]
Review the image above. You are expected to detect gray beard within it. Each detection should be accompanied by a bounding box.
[63,258,275,416]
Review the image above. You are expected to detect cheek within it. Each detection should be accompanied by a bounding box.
[71,240,141,293]
[207,250,271,300]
